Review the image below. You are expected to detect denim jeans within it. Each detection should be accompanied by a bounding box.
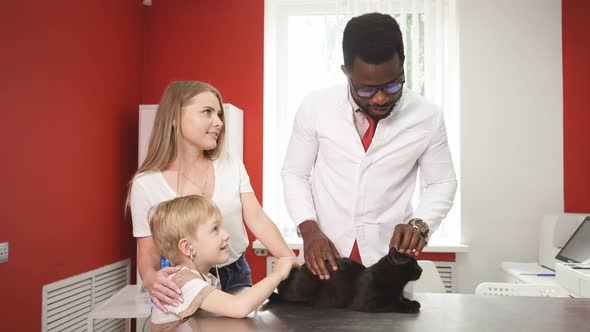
[210,254,252,291]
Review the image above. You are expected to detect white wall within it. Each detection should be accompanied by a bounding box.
[455,0,563,293]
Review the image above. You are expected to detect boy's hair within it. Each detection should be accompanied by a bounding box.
[342,12,405,68]
[149,195,221,265]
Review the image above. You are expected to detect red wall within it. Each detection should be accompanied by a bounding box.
[0,0,143,330]
[563,0,590,213]
[141,0,267,282]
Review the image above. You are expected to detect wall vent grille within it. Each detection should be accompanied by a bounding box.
[42,259,130,332]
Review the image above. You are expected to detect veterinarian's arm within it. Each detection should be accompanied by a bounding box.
[199,258,298,318]
[412,110,457,234]
[281,96,321,237]
[391,111,457,256]
[241,192,296,259]
[280,87,340,279]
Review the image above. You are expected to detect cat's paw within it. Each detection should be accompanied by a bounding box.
[400,300,421,313]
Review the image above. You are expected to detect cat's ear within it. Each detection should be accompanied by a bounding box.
[387,247,399,264]
[388,248,413,264]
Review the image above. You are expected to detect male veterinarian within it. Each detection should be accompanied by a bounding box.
[281,12,457,279]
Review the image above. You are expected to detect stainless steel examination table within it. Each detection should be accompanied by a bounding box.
[177,292,590,331]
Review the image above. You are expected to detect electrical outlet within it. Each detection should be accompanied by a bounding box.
[0,242,8,264]
[267,257,277,276]
[254,249,268,256]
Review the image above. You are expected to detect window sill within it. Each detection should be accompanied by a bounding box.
[252,238,469,253]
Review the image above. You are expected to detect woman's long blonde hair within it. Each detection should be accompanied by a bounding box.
[126,81,226,210]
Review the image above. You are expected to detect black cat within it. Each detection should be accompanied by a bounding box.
[273,247,423,313]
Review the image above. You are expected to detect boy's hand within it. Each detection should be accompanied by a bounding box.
[273,257,299,280]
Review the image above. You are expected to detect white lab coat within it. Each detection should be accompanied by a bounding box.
[281,85,457,265]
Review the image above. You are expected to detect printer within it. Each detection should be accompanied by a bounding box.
[556,262,590,297]
[501,213,587,284]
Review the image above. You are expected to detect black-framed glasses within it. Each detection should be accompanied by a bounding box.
[348,73,405,99]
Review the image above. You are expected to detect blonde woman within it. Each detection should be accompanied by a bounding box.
[129,81,296,311]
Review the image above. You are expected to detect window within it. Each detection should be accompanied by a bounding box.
[263,0,460,244]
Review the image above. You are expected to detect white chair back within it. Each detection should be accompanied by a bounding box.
[475,282,570,297]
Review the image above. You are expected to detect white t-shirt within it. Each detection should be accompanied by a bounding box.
[131,153,253,266]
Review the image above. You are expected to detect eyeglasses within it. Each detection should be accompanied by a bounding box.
[348,74,405,99]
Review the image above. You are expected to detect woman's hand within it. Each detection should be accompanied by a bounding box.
[137,237,184,311]
[142,266,183,311]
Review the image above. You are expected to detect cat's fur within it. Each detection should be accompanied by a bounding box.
[272,247,423,313]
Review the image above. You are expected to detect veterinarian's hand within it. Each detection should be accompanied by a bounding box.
[143,266,183,312]
[299,220,340,280]
[389,223,427,256]
[274,257,300,280]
